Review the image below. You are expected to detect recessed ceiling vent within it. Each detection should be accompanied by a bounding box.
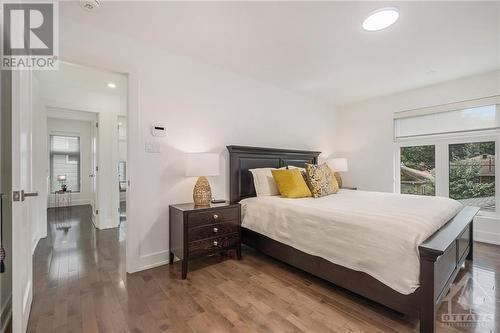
[80,0,100,12]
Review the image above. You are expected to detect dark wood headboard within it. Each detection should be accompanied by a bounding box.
[227,145,321,203]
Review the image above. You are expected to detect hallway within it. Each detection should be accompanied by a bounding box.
[28,205,127,332]
[27,205,499,333]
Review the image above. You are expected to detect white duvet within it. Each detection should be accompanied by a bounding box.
[241,190,463,294]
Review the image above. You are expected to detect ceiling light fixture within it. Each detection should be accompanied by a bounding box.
[362,7,399,31]
[107,82,116,88]
[80,0,100,12]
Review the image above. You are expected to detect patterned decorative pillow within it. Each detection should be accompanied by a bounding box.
[305,163,339,198]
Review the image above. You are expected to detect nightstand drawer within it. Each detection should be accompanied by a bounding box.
[189,234,239,257]
[188,221,239,242]
[188,207,239,228]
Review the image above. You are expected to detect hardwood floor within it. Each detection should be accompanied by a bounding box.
[28,205,499,333]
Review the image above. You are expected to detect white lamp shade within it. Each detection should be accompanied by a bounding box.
[185,153,220,177]
[328,158,348,172]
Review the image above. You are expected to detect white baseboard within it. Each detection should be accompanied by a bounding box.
[98,217,118,230]
[47,198,91,208]
[31,233,40,254]
[474,230,500,246]
[129,250,169,273]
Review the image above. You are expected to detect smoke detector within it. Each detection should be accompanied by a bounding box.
[80,0,100,12]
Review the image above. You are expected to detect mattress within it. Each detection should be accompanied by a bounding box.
[240,189,463,294]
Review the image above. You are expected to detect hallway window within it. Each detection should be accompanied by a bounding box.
[50,135,81,193]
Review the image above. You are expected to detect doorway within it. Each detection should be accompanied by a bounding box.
[27,62,129,330]
[8,58,134,332]
[33,61,128,232]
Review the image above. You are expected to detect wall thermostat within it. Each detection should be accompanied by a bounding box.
[151,124,167,137]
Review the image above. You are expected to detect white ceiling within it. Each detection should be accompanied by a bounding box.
[60,1,499,106]
[35,61,128,97]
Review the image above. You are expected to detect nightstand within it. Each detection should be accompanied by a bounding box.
[169,202,241,279]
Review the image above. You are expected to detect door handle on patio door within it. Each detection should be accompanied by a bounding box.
[21,190,38,201]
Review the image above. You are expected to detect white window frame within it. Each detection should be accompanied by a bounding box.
[394,130,500,217]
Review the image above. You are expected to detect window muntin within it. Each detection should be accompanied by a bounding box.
[400,145,435,196]
[50,135,80,193]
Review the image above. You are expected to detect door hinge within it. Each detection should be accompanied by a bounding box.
[95,122,98,128]
[96,166,99,172]
[95,209,98,215]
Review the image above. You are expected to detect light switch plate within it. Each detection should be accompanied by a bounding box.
[145,142,161,153]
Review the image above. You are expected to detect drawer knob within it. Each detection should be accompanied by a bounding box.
[213,214,219,220]
[213,227,218,233]
[213,240,218,246]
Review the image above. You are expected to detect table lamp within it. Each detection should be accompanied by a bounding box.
[185,153,220,207]
[328,158,348,188]
[57,175,67,191]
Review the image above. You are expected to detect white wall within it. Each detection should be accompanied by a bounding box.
[59,19,337,272]
[46,117,92,207]
[335,70,500,244]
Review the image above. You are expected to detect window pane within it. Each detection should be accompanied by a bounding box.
[400,145,435,196]
[50,135,80,193]
[449,142,495,212]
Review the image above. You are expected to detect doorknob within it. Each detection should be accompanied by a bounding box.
[21,190,38,201]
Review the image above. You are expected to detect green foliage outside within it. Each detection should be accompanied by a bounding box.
[400,145,435,171]
[449,163,494,200]
[449,142,495,161]
[449,142,495,200]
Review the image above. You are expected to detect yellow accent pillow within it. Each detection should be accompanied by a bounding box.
[271,169,312,198]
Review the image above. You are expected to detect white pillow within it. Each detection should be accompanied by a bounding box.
[287,165,306,172]
[249,167,280,196]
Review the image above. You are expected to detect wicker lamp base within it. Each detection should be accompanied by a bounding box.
[334,172,343,188]
[193,176,212,207]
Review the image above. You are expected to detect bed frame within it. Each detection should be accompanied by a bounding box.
[227,145,479,333]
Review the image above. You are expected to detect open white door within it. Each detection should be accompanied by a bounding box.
[11,69,35,332]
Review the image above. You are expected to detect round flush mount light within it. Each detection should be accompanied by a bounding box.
[362,7,399,31]
[107,82,116,88]
[80,0,100,12]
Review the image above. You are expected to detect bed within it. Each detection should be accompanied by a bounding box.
[227,145,479,333]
